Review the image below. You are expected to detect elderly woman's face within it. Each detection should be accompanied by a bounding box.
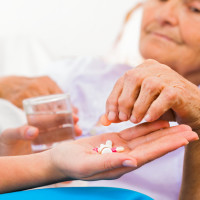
[139,0,200,75]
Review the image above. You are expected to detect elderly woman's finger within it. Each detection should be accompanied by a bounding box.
[106,77,124,122]
[131,77,164,123]
[143,86,177,122]
[117,71,143,122]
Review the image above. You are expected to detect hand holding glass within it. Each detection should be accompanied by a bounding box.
[23,94,75,152]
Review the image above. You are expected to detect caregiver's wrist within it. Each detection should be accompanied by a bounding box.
[46,148,73,182]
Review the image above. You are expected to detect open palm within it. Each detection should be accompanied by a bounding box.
[50,120,198,181]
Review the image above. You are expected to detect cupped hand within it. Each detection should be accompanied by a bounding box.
[105,59,200,131]
[49,120,198,181]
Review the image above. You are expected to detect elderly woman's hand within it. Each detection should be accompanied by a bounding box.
[0,76,63,109]
[105,59,200,131]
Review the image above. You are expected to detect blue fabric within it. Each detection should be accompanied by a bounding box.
[0,187,153,200]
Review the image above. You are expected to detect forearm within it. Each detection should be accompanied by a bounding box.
[179,129,200,200]
[0,151,69,194]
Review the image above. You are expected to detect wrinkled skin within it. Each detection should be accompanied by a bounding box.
[105,59,200,132]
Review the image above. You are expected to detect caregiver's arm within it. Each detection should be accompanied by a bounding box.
[0,121,198,194]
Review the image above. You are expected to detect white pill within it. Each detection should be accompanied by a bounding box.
[100,144,105,148]
[106,140,112,148]
[116,146,125,152]
[98,145,107,153]
[101,148,113,154]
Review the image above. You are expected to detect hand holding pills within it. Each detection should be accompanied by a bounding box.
[49,120,198,181]
[0,120,198,193]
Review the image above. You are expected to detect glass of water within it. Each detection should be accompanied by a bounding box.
[23,94,75,153]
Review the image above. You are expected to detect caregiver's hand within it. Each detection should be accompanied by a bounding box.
[0,76,63,109]
[49,121,198,181]
[0,125,39,156]
[0,115,81,156]
[105,59,200,131]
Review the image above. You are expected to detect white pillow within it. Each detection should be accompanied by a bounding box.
[0,99,26,133]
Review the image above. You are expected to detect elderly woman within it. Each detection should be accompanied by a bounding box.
[105,0,200,199]
[0,0,200,199]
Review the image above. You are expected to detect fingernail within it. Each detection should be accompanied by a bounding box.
[26,127,37,137]
[144,114,151,122]
[108,111,116,121]
[130,115,137,123]
[122,160,137,168]
[119,112,128,121]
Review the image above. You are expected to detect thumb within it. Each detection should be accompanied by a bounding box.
[88,153,137,175]
[1,125,39,144]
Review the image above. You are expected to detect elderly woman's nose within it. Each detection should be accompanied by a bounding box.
[155,0,179,26]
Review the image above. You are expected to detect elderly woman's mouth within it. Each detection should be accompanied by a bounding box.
[151,31,180,44]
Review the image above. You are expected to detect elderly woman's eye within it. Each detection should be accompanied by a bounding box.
[190,7,200,13]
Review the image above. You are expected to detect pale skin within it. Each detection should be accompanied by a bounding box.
[0,120,198,194]
[103,0,200,199]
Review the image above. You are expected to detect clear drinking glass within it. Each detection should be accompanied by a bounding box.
[23,94,75,153]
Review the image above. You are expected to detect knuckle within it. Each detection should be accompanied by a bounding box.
[142,78,159,93]
[133,107,146,119]
[118,97,133,110]
[106,97,118,108]
[133,102,144,114]
[124,71,133,81]
[145,59,158,65]
[124,70,133,77]
[27,82,40,92]
[164,88,177,101]
[116,76,124,85]
[178,124,192,131]
[124,70,142,84]
[133,73,143,84]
